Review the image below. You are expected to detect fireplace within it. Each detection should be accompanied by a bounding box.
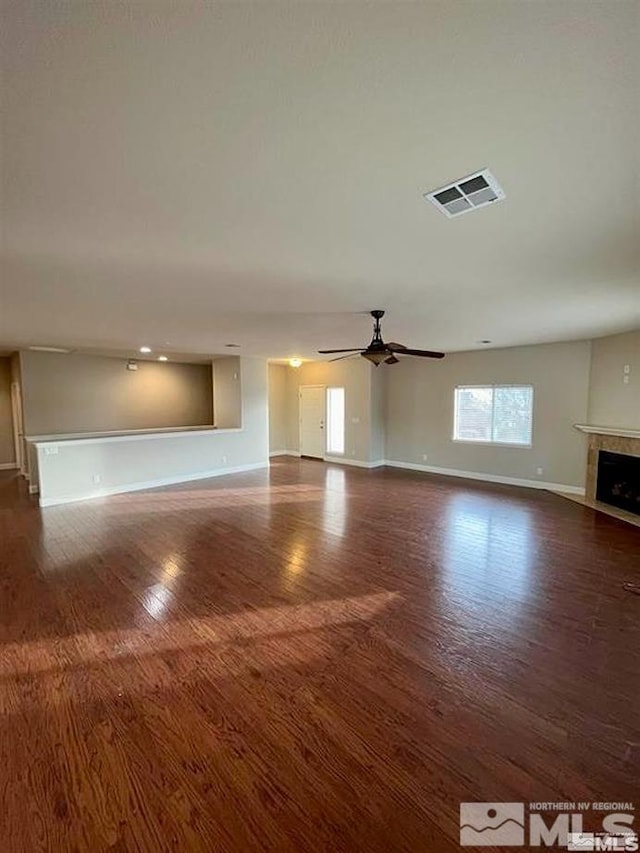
[596,450,640,517]
[574,425,640,527]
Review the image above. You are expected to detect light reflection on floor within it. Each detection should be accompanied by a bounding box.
[0,590,401,685]
[323,466,347,539]
[37,484,326,571]
[141,554,184,619]
[444,493,534,604]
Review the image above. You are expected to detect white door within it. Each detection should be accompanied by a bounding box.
[299,386,326,459]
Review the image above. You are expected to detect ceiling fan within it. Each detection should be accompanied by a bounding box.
[319,310,445,366]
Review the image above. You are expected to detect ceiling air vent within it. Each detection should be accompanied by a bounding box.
[424,169,505,218]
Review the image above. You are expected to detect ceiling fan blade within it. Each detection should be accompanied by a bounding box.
[329,353,362,362]
[384,355,399,364]
[386,342,406,350]
[388,346,445,359]
[318,348,364,354]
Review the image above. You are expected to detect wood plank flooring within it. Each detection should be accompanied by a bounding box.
[1,458,639,851]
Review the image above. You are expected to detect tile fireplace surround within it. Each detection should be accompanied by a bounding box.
[573,425,640,528]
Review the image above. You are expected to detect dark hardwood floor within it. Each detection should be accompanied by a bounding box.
[1,458,639,851]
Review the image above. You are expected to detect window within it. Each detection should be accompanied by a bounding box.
[326,387,345,454]
[453,385,533,446]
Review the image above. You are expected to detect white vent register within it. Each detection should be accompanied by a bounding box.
[424,169,505,218]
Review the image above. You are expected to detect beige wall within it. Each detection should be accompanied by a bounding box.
[21,351,213,436]
[384,341,592,488]
[268,363,288,453]
[588,330,640,428]
[370,367,386,463]
[213,356,242,429]
[35,358,269,505]
[285,358,376,463]
[23,329,637,496]
[0,357,16,466]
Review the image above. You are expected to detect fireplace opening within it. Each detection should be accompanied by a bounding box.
[596,450,640,517]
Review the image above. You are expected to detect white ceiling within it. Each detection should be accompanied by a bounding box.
[2,1,639,360]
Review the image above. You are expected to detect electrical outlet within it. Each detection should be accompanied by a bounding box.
[221,455,227,464]
[93,474,101,485]
[422,453,428,462]
[44,446,59,456]
[536,467,543,476]
[624,375,630,385]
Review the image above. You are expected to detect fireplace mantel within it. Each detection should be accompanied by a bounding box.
[575,424,640,439]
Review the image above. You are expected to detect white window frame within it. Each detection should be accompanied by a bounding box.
[325,386,346,456]
[452,384,534,448]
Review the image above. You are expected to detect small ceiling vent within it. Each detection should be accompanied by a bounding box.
[424,169,505,218]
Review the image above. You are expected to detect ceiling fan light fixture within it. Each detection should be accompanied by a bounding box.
[362,351,388,366]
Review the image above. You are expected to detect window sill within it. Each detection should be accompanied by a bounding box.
[452,438,532,449]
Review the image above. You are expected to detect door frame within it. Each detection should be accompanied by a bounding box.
[298,384,326,459]
[10,381,25,474]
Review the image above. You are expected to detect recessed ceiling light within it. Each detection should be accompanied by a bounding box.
[28,345,72,354]
[225,343,240,348]
[289,358,302,368]
[139,346,152,353]
[158,355,168,361]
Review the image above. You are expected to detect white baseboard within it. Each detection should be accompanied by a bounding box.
[271,452,384,469]
[323,456,386,469]
[382,459,586,495]
[39,461,269,508]
[0,462,18,471]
